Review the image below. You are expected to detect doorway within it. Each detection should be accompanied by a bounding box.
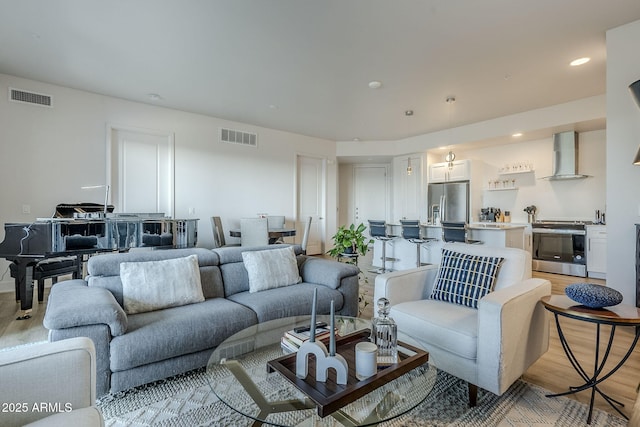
[107,125,175,216]
[296,155,327,255]
[353,165,390,237]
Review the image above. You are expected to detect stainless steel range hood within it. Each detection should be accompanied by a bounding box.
[541,131,590,180]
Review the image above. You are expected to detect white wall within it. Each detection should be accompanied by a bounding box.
[462,130,606,223]
[0,73,337,290]
[606,19,640,304]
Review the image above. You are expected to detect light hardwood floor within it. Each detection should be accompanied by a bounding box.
[1,257,638,420]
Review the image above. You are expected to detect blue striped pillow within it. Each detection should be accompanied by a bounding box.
[430,249,504,309]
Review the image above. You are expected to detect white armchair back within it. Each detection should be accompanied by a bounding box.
[374,243,551,405]
[0,337,103,427]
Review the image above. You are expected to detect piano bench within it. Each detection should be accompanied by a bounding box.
[33,258,79,303]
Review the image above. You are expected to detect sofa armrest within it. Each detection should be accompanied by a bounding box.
[0,337,99,427]
[477,278,552,394]
[373,266,439,307]
[299,257,359,289]
[44,280,127,336]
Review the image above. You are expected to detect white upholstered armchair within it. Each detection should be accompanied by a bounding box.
[374,243,551,405]
[0,337,104,427]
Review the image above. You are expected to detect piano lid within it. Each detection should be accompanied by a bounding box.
[55,203,114,218]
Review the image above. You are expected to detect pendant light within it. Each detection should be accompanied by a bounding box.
[446,97,456,170]
[405,109,414,175]
[446,151,456,170]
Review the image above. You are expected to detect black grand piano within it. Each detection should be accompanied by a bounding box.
[0,204,198,319]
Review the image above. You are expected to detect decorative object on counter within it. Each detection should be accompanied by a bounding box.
[594,209,606,225]
[296,288,342,382]
[371,297,398,367]
[480,207,499,222]
[504,211,511,223]
[524,205,537,223]
[565,283,623,308]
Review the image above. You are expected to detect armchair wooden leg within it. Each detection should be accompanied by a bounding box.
[468,383,478,407]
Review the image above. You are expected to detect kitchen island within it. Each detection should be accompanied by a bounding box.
[371,222,528,271]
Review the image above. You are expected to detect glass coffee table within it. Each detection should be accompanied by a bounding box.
[206,315,436,426]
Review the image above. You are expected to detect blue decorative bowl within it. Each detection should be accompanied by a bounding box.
[565,283,623,308]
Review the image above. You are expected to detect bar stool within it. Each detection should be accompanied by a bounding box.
[368,220,396,273]
[441,221,482,244]
[400,220,433,268]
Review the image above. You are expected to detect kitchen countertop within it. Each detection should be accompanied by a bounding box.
[418,222,528,230]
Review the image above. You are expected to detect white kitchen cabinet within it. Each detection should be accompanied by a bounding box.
[429,159,470,183]
[586,225,607,279]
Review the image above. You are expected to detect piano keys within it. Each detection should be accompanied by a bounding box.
[0,216,198,318]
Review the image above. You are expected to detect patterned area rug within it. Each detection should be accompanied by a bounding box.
[98,363,627,427]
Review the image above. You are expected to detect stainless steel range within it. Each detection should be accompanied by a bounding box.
[531,220,591,277]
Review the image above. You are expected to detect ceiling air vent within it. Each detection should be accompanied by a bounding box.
[9,87,53,107]
[219,127,257,147]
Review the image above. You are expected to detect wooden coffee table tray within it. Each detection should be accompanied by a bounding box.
[266,329,429,417]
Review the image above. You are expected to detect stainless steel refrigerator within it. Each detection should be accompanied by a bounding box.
[427,181,470,223]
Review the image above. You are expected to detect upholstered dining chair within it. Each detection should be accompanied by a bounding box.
[300,216,313,254]
[211,216,240,248]
[374,243,551,406]
[267,216,286,243]
[240,217,269,247]
[266,215,286,229]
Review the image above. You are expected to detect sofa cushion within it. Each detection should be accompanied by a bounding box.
[430,249,504,309]
[87,248,220,306]
[228,283,343,322]
[440,243,530,291]
[110,298,257,371]
[390,299,479,360]
[120,255,205,314]
[242,246,301,293]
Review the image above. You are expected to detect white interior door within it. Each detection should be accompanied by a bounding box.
[108,126,174,216]
[296,155,326,255]
[354,165,389,237]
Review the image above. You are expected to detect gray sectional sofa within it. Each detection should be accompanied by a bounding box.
[43,244,359,397]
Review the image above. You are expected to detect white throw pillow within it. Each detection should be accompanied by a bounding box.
[120,254,205,315]
[242,246,301,293]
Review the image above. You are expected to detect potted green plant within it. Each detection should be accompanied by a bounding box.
[327,223,372,258]
[327,223,374,317]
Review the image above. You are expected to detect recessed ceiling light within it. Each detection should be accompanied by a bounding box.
[405,110,414,116]
[268,104,278,110]
[512,132,523,137]
[368,81,382,89]
[570,57,590,67]
[353,137,360,142]
[148,93,162,101]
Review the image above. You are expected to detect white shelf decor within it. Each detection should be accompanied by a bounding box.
[497,168,534,176]
[485,187,518,191]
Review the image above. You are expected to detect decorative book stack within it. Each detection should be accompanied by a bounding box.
[281,324,333,354]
